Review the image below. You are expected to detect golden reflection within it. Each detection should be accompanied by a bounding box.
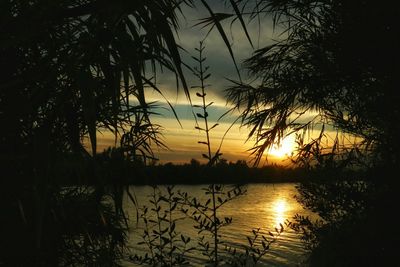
[273,199,288,228]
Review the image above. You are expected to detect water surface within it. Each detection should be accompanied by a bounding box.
[123,183,312,266]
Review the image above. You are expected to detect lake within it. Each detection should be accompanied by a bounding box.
[122,183,312,266]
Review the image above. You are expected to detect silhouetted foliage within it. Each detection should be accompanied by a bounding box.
[0,1,288,264]
[221,0,400,266]
[136,160,303,185]
[0,0,194,265]
[190,41,242,266]
[227,0,399,168]
[225,226,284,266]
[131,186,194,266]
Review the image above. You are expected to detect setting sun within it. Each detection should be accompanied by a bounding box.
[268,135,296,158]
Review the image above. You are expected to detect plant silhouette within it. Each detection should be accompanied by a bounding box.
[1,1,194,265]
[218,1,400,266]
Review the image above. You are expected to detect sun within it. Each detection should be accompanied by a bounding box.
[268,135,296,158]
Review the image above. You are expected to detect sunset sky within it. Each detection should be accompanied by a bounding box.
[95,3,336,166]
[94,4,277,165]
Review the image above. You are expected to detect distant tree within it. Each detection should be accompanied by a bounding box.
[190,158,201,167]
[234,160,248,167]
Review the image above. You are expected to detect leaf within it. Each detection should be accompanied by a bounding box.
[199,0,241,80]
[202,154,210,159]
[262,240,267,248]
[171,202,177,211]
[142,76,182,128]
[198,141,208,145]
[209,123,219,130]
[247,236,253,245]
[78,70,96,155]
[17,200,27,225]
[191,55,200,62]
[156,16,190,100]
[228,0,253,48]
[196,113,205,118]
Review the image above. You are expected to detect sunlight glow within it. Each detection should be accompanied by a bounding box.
[273,199,288,228]
[274,200,287,214]
[268,135,296,158]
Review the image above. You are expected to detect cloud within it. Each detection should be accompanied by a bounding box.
[100,3,326,164]
[149,3,278,106]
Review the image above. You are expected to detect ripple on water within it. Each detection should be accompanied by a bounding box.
[123,183,313,266]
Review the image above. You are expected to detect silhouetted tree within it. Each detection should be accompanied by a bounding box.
[227,0,399,166]
[224,1,400,266]
[0,1,193,265]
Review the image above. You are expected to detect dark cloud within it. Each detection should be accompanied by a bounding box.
[152,3,277,103]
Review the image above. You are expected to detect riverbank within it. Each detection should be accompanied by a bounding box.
[59,157,307,185]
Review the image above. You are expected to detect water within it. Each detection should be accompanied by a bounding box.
[122,183,312,266]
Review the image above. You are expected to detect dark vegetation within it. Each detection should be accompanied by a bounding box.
[1,0,399,266]
[61,151,305,185]
[224,1,400,266]
[1,1,194,265]
[140,160,303,185]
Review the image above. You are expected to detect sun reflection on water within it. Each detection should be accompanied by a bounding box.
[273,199,288,228]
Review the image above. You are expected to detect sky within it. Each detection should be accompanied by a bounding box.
[95,3,330,166]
